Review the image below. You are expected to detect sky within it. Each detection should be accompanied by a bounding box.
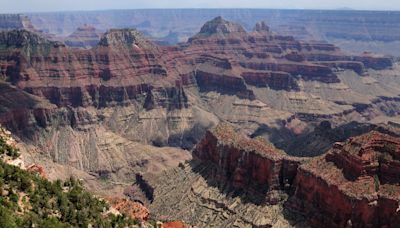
[1,0,399,13]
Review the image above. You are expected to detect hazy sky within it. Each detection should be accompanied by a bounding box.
[1,0,399,13]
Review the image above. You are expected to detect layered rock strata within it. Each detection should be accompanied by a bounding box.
[193,123,303,192]
[289,131,400,227]
[147,124,400,227]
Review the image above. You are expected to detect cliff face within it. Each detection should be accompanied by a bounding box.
[193,124,303,192]
[289,131,400,227]
[0,29,188,110]
[179,17,392,96]
[147,123,400,227]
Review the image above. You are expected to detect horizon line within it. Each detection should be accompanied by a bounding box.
[2,7,400,14]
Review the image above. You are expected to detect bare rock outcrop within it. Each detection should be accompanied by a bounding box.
[288,131,400,227]
[106,197,150,221]
[193,123,303,193]
[27,164,47,178]
[64,24,102,48]
[189,16,246,40]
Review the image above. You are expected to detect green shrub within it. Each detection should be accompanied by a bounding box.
[0,160,138,227]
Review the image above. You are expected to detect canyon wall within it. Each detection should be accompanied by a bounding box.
[288,131,400,227]
[193,124,303,192]
[150,123,400,227]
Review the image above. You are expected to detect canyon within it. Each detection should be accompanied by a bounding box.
[0,13,400,227]
[145,124,400,227]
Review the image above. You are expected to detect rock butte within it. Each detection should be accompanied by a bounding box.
[193,123,303,191]
[64,25,103,48]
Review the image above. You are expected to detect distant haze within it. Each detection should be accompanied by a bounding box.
[1,0,399,13]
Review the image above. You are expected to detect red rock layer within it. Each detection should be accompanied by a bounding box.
[162,221,191,228]
[177,17,392,91]
[27,164,47,179]
[193,123,302,192]
[106,197,150,221]
[241,71,299,90]
[0,29,188,110]
[0,17,394,112]
[289,131,400,227]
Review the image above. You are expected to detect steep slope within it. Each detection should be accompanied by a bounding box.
[288,131,400,227]
[193,123,303,191]
[0,127,140,227]
[0,29,195,190]
[0,126,195,227]
[174,17,398,143]
[146,124,307,227]
[142,124,400,227]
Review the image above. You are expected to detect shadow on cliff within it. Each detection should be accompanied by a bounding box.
[273,121,400,157]
[187,160,283,206]
[250,122,296,144]
[164,123,210,150]
[251,120,400,157]
[186,160,308,226]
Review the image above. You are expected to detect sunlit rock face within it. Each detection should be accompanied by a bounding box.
[289,131,400,227]
[193,123,302,191]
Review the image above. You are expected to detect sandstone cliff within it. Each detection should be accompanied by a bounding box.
[193,123,303,191]
[145,123,400,227]
[288,131,400,227]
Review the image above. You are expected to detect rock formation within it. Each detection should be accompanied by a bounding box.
[142,123,400,227]
[276,121,400,157]
[254,21,270,33]
[106,197,150,221]
[142,124,305,227]
[0,14,36,31]
[27,164,47,178]
[181,16,393,96]
[193,123,303,191]
[190,16,246,40]
[162,221,191,228]
[288,131,400,227]
[64,24,102,48]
